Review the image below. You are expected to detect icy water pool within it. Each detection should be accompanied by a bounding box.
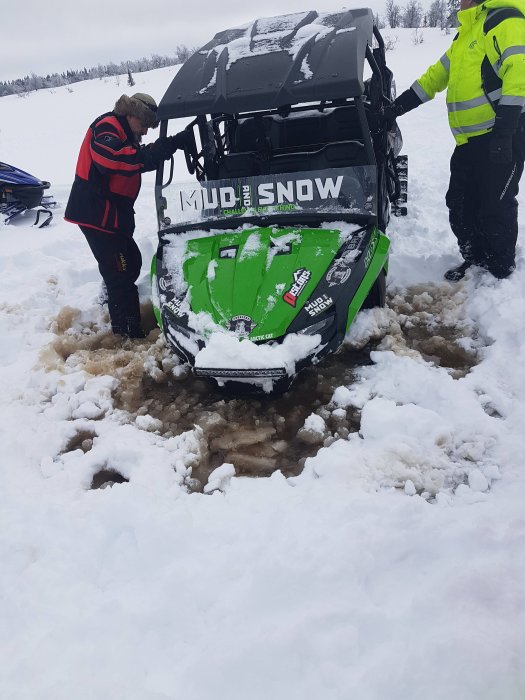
[46,283,479,491]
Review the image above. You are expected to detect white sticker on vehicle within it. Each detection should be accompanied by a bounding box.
[304,294,333,317]
[283,268,311,307]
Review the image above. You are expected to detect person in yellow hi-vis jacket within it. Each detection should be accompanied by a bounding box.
[386,0,525,280]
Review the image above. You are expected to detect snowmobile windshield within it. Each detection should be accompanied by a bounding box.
[0,162,43,187]
[160,166,376,231]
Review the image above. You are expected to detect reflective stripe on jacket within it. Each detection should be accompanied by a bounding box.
[414,0,525,144]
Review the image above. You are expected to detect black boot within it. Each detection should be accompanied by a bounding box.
[111,318,146,339]
[444,261,471,282]
[124,318,146,339]
[485,263,515,280]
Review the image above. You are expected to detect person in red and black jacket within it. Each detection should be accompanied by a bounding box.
[65,92,189,338]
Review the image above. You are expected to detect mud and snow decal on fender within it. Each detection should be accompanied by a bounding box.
[283,268,311,307]
[164,299,185,318]
[304,294,334,317]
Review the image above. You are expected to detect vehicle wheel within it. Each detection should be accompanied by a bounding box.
[362,269,386,309]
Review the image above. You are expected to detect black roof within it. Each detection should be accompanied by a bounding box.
[158,8,374,120]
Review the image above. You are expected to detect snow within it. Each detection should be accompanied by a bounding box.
[204,462,236,493]
[203,11,333,70]
[194,330,322,383]
[197,10,363,79]
[1,27,525,700]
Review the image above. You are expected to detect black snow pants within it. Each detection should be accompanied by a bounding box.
[446,128,525,278]
[80,226,142,334]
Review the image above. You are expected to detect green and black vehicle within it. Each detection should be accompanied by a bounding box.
[151,8,407,390]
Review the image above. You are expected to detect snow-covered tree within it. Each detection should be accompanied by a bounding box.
[374,12,387,29]
[175,45,194,64]
[27,73,44,92]
[428,0,448,28]
[402,0,424,27]
[385,0,402,27]
[447,0,460,25]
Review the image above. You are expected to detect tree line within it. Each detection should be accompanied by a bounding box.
[0,45,195,98]
[380,0,460,29]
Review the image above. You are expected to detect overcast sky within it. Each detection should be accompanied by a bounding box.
[0,0,402,81]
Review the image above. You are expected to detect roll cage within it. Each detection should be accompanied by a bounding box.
[155,19,404,233]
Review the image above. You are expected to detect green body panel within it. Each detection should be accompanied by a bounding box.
[345,228,389,330]
[183,227,342,340]
[150,255,162,328]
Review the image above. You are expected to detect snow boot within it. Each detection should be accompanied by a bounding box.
[123,318,146,338]
[444,261,471,282]
[112,318,146,339]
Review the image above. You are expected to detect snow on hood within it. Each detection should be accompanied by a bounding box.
[194,330,322,376]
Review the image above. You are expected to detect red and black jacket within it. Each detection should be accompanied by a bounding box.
[65,112,160,234]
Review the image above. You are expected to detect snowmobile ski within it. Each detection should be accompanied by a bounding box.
[0,161,57,227]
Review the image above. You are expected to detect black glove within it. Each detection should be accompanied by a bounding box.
[148,136,174,161]
[383,104,401,131]
[166,130,192,154]
[489,131,514,164]
[383,88,424,130]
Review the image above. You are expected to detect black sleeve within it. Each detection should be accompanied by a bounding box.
[394,88,424,116]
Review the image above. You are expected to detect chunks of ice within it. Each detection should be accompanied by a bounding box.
[297,413,327,445]
[135,415,163,433]
[404,479,417,496]
[211,426,276,452]
[204,463,235,493]
[71,401,104,420]
[468,468,489,492]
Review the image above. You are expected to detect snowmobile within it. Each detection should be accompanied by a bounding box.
[0,161,56,227]
[151,8,407,390]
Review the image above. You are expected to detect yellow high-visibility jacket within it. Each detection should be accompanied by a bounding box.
[413,0,525,144]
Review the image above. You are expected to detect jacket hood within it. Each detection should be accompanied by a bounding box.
[480,0,525,13]
[458,0,525,27]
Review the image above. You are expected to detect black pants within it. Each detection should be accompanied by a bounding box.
[446,130,524,278]
[81,226,142,333]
